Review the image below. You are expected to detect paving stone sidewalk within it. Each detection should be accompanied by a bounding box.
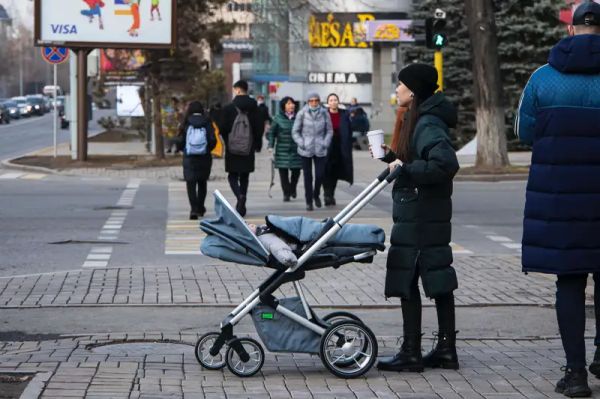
[0,331,594,399]
[0,256,570,309]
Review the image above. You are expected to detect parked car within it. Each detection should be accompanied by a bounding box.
[0,103,10,124]
[25,95,45,116]
[12,97,33,117]
[1,101,20,120]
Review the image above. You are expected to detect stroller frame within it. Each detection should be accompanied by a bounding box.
[196,167,401,378]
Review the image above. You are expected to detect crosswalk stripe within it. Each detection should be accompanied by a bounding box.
[21,173,47,180]
[0,172,25,179]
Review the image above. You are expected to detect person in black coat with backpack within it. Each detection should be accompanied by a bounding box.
[219,80,263,217]
[178,101,217,220]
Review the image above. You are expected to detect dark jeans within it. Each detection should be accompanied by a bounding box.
[278,168,301,198]
[227,172,250,199]
[556,273,600,369]
[301,156,326,205]
[186,180,207,214]
[401,271,455,337]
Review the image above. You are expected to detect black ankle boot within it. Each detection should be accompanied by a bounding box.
[556,367,592,397]
[236,195,247,217]
[377,335,424,372]
[423,331,459,370]
[589,347,600,378]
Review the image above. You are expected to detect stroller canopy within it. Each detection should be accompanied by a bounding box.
[200,190,269,266]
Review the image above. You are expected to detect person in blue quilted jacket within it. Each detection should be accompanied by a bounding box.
[516,2,600,397]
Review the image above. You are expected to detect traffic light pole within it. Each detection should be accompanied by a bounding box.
[434,50,443,91]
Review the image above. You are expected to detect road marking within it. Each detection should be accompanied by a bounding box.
[0,172,48,180]
[165,182,205,255]
[450,242,473,255]
[91,247,113,254]
[486,235,513,242]
[503,243,522,250]
[21,173,47,180]
[86,254,111,260]
[85,179,142,268]
[82,261,109,268]
[0,172,25,179]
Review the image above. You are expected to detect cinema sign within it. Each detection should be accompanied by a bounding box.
[309,12,407,48]
[307,72,372,84]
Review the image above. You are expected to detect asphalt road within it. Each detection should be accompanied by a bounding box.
[0,109,114,161]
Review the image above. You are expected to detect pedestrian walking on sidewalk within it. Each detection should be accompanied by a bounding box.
[177,101,217,220]
[219,80,263,217]
[323,93,353,206]
[267,97,302,202]
[374,64,460,373]
[516,3,600,397]
[291,92,333,211]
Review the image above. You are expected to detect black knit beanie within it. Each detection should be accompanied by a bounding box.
[398,63,439,100]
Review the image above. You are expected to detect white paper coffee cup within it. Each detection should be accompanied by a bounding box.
[367,129,386,159]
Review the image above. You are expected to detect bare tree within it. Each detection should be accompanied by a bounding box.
[465,0,509,169]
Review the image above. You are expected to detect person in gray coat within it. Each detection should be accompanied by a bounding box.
[292,92,333,211]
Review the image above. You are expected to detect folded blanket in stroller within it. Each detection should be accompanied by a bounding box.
[266,215,385,249]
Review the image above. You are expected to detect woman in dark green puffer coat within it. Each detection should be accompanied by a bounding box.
[267,97,303,201]
[376,64,460,373]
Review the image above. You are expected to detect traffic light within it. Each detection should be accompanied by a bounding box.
[425,14,448,49]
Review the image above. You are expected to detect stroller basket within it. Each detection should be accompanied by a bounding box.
[252,297,320,354]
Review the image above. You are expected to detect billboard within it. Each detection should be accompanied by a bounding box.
[308,12,407,48]
[365,20,415,43]
[34,0,175,49]
[100,49,145,81]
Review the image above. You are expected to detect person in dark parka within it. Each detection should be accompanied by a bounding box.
[375,64,460,373]
[267,96,303,202]
[219,80,263,217]
[177,101,217,220]
[516,4,600,396]
[323,93,354,206]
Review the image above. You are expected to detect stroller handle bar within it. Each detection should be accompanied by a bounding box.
[296,165,402,269]
[333,165,401,224]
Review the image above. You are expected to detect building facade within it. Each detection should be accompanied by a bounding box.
[251,0,412,130]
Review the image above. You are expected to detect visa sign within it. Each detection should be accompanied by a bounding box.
[50,24,79,34]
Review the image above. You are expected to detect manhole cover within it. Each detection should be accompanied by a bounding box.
[91,342,193,356]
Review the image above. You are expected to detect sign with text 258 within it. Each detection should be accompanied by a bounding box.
[34,0,175,49]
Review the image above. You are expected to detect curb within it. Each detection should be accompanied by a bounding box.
[1,158,60,175]
[19,371,52,399]
[455,173,528,182]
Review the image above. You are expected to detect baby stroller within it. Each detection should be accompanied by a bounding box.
[195,167,402,379]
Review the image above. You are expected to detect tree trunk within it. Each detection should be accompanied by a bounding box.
[465,0,509,169]
[151,75,164,159]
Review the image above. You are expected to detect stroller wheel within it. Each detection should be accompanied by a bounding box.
[322,311,363,326]
[195,332,226,370]
[226,337,264,377]
[320,320,378,379]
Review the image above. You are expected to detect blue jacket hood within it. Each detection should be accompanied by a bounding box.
[548,34,600,74]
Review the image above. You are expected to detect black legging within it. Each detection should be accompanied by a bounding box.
[227,172,250,199]
[323,136,341,200]
[301,156,326,204]
[279,168,301,198]
[401,271,455,337]
[556,273,600,369]
[186,180,208,214]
